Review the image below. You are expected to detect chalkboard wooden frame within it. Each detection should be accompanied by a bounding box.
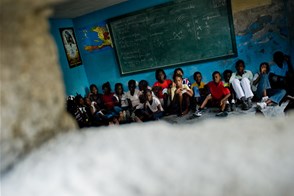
[108,0,237,75]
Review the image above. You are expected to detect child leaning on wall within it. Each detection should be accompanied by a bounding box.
[114,83,129,111]
[152,68,173,112]
[144,89,164,120]
[223,69,236,111]
[252,62,286,110]
[171,74,193,116]
[126,79,141,111]
[88,84,104,109]
[173,67,191,87]
[229,60,254,110]
[193,71,231,118]
[269,51,294,96]
[191,71,207,111]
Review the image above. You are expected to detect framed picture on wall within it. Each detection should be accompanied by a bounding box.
[59,27,82,68]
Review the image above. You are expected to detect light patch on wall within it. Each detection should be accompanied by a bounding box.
[232,0,272,13]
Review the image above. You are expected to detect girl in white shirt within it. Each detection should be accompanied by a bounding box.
[126,80,141,110]
[114,83,129,110]
[145,89,164,120]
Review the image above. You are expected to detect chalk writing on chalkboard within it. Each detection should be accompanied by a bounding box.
[108,0,237,75]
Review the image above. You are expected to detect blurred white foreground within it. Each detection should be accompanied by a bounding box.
[2,115,294,196]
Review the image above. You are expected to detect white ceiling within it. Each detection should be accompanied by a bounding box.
[51,0,128,19]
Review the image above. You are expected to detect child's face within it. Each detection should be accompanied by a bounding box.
[128,84,135,93]
[146,91,152,101]
[213,73,221,83]
[158,71,165,82]
[174,76,183,87]
[139,84,143,91]
[139,82,147,91]
[85,98,91,106]
[194,74,202,83]
[224,73,231,82]
[260,64,267,72]
[91,87,98,94]
[116,85,123,94]
[236,63,244,73]
[103,87,110,94]
[79,98,84,105]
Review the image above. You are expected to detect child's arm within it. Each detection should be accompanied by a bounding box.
[269,72,286,85]
[185,87,193,97]
[156,105,162,112]
[126,98,133,110]
[252,73,261,86]
[170,87,176,101]
[229,73,236,83]
[113,95,120,107]
[182,85,193,97]
[220,93,231,107]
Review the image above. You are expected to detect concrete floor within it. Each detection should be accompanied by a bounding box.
[162,101,290,124]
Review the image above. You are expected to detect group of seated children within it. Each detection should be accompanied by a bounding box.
[66,51,293,128]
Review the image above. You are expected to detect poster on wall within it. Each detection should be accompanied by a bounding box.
[77,21,112,54]
[59,27,83,68]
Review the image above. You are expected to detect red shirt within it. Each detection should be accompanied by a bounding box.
[102,93,116,110]
[207,81,230,100]
[153,79,172,98]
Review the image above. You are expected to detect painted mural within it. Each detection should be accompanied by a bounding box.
[78,22,112,54]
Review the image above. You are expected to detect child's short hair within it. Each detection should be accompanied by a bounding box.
[235,59,245,68]
[90,84,98,91]
[173,73,183,81]
[139,80,148,89]
[223,69,232,77]
[174,67,184,75]
[102,82,111,91]
[193,71,202,79]
[155,68,167,80]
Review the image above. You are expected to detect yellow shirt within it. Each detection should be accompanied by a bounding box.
[223,82,230,88]
[191,81,205,89]
[171,84,191,100]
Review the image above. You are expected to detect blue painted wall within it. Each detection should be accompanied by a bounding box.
[50,0,291,96]
[49,19,89,96]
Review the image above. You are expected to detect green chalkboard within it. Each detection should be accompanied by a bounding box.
[108,0,237,75]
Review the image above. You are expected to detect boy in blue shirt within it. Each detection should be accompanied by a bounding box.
[269,51,294,96]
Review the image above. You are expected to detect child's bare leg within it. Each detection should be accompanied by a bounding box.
[163,94,168,110]
[113,118,119,125]
[262,90,267,97]
[200,94,212,109]
[179,93,183,114]
[220,97,229,111]
[265,99,272,105]
[182,95,190,115]
[134,116,143,122]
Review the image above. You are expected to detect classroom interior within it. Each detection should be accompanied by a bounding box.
[50,0,293,96]
[1,0,294,195]
[50,0,294,123]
